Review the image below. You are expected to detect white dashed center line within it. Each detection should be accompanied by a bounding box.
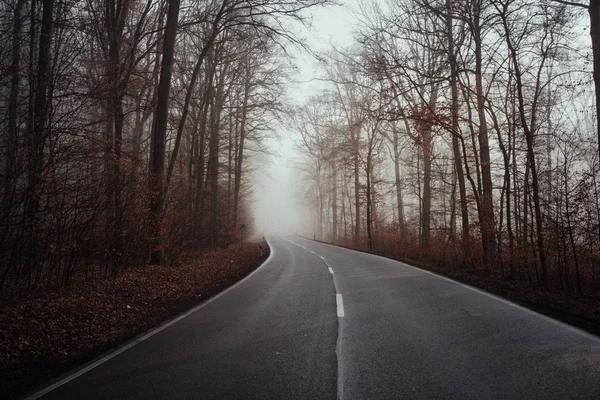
[336,294,345,318]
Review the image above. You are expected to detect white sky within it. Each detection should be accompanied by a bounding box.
[289,1,356,101]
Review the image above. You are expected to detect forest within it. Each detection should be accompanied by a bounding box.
[295,0,600,297]
[1,0,599,300]
[0,0,330,293]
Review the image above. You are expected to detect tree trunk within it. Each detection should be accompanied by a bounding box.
[366,151,373,252]
[193,59,217,245]
[233,72,250,227]
[392,126,405,237]
[149,0,180,265]
[331,158,338,242]
[205,63,228,246]
[473,0,497,270]
[353,123,361,243]
[165,8,225,186]
[591,0,600,161]
[106,0,128,273]
[25,0,54,276]
[5,0,25,205]
[421,128,432,248]
[500,6,548,284]
[447,0,470,261]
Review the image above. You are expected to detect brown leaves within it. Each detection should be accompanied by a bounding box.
[0,241,269,398]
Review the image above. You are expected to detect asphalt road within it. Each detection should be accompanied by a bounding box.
[31,236,600,399]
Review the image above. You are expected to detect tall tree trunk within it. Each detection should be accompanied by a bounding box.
[489,97,514,272]
[5,0,25,204]
[421,128,432,249]
[353,123,360,243]
[447,0,470,261]
[233,72,250,227]
[165,6,226,186]
[25,0,54,277]
[591,0,600,160]
[227,98,233,222]
[392,126,405,237]
[331,158,338,242]
[501,17,548,285]
[317,171,324,240]
[564,163,582,295]
[206,97,219,243]
[366,151,373,252]
[149,0,180,265]
[106,0,128,273]
[473,0,497,270]
[187,102,201,238]
[206,63,228,246]
[194,101,208,243]
[193,70,214,245]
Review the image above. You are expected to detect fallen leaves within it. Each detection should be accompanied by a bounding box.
[0,241,269,398]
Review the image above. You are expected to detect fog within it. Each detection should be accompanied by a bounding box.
[251,136,307,236]
[250,2,354,237]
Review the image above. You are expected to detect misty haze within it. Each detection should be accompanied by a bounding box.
[2,0,600,399]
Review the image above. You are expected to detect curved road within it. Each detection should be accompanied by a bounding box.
[30,236,600,399]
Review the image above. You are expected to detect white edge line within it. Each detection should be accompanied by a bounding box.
[328,267,334,275]
[336,294,345,318]
[298,236,600,344]
[25,237,277,400]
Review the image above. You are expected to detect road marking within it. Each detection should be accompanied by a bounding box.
[305,239,600,343]
[288,236,344,398]
[283,238,331,268]
[25,238,277,400]
[336,294,345,318]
